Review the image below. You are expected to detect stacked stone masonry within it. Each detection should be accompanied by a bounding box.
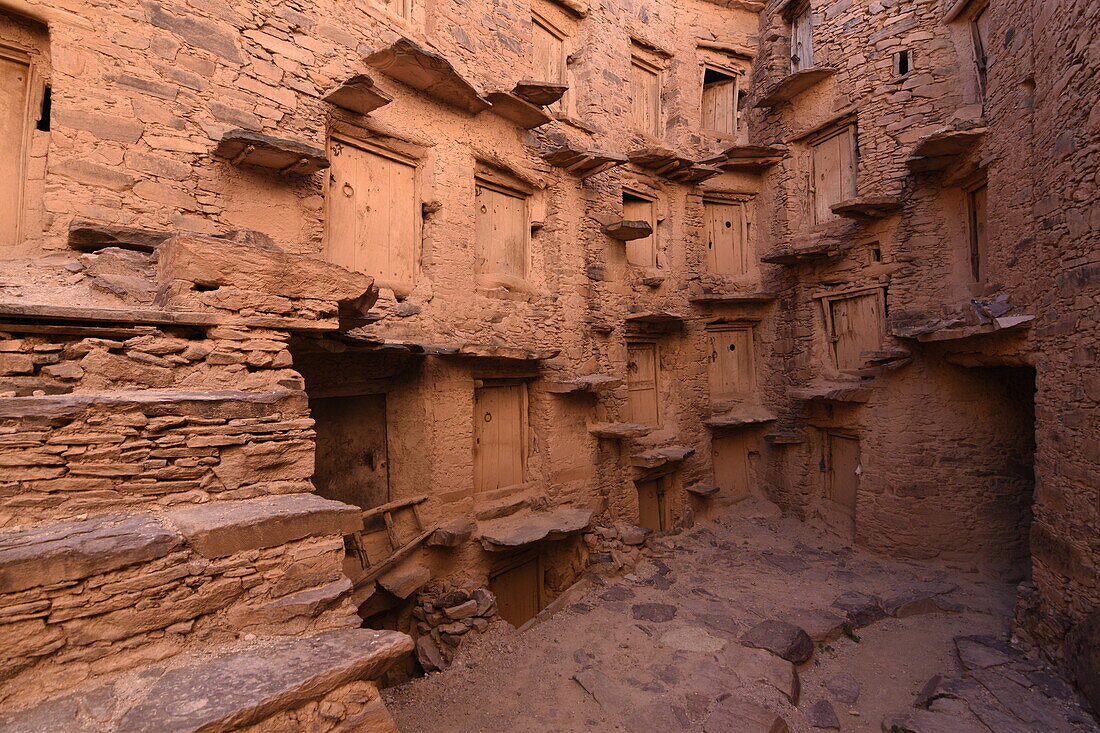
[0,0,1095,725]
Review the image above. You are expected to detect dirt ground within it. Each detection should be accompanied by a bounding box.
[384,499,1098,732]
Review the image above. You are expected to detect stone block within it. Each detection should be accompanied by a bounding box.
[212,439,313,490]
[166,494,362,558]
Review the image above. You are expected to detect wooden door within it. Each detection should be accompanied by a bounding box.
[326,139,418,283]
[968,183,988,282]
[636,476,671,532]
[791,8,814,72]
[704,201,748,275]
[532,17,567,115]
[310,394,390,510]
[825,433,859,537]
[475,182,527,279]
[0,51,30,249]
[630,58,660,137]
[712,433,751,500]
[490,555,541,627]
[829,292,883,371]
[972,6,989,96]
[811,127,856,223]
[474,384,526,492]
[701,74,737,135]
[707,327,754,400]
[626,343,659,426]
[623,193,657,267]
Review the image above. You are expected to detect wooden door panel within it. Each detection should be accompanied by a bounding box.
[474,385,525,492]
[713,433,751,500]
[830,292,882,370]
[970,184,988,281]
[637,478,667,532]
[812,128,854,222]
[827,434,860,510]
[490,558,541,627]
[626,343,659,425]
[623,195,656,267]
[476,185,527,278]
[310,393,390,510]
[704,201,746,275]
[702,79,736,134]
[631,61,659,136]
[0,54,30,248]
[708,328,754,400]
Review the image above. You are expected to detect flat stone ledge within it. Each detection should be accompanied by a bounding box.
[478,507,594,551]
[630,445,696,469]
[0,389,305,420]
[322,74,393,116]
[686,483,720,497]
[511,80,568,106]
[0,628,412,733]
[166,494,363,559]
[545,374,623,394]
[542,145,628,178]
[68,221,173,253]
[601,220,653,241]
[365,38,490,115]
[483,91,552,129]
[755,67,837,108]
[213,130,329,176]
[589,422,654,439]
[0,513,181,594]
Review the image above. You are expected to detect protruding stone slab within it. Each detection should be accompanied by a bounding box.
[0,628,412,732]
[806,700,840,730]
[588,422,654,439]
[688,289,777,305]
[0,514,181,594]
[907,127,987,173]
[601,220,653,241]
[377,558,431,599]
[454,342,560,361]
[630,445,695,469]
[365,38,490,114]
[166,494,362,559]
[68,221,173,253]
[322,74,393,115]
[755,67,836,108]
[761,239,837,264]
[158,233,377,310]
[625,310,686,326]
[782,608,846,644]
[214,129,329,176]
[425,517,476,548]
[542,145,628,178]
[483,91,552,129]
[831,591,885,628]
[545,374,623,394]
[478,507,594,551]
[704,697,789,733]
[512,79,568,106]
[831,195,902,219]
[686,482,720,497]
[913,315,1035,343]
[710,144,786,171]
[705,406,777,429]
[789,381,873,404]
[741,620,814,664]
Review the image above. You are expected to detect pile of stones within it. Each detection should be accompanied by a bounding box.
[583,521,655,570]
[412,587,498,673]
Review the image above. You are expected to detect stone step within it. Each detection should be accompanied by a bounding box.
[0,627,412,732]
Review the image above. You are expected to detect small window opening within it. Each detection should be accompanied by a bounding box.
[871,246,882,262]
[36,87,51,132]
[894,50,912,76]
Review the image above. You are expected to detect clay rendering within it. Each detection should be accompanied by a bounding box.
[0,0,1096,730]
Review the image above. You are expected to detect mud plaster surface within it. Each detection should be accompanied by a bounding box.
[384,499,1097,732]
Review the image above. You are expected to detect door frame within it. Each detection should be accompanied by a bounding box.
[473,379,530,493]
[0,43,40,249]
[816,285,887,373]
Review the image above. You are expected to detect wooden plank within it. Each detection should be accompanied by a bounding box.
[811,126,855,223]
[626,342,659,426]
[0,51,31,248]
[532,16,568,116]
[707,326,755,400]
[476,183,528,279]
[360,494,428,521]
[829,292,883,371]
[702,76,736,135]
[704,200,748,275]
[623,193,657,267]
[352,527,436,587]
[630,58,660,136]
[791,7,813,72]
[969,183,988,281]
[636,478,663,532]
[825,433,860,536]
[713,433,751,500]
[490,555,542,627]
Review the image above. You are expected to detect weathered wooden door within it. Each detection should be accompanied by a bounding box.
[972,6,989,96]
[326,138,418,283]
[475,182,527,278]
[712,433,751,500]
[626,342,659,426]
[701,73,737,135]
[969,183,988,281]
[532,16,567,115]
[829,292,883,371]
[623,193,657,267]
[474,384,526,492]
[811,127,856,223]
[824,432,859,537]
[630,58,660,137]
[490,554,541,628]
[636,476,671,532]
[310,393,390,510]
[0,51,30,249]
[704,201,748,275]
[791,8,814,71]
[707,327,754,401]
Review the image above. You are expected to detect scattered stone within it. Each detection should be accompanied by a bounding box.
[740,620,814,664]
[437,590,470,608]
[617,523,651,546]
[426,517,475,548]
[415,635,446,673]
[600,586,635,602]
[824,673,860,704]
[377,559,431,599]
[632,603,677,622]
[472,588,496,615]
[831,591,885,628]
[720,644,800,704]
[703,696,789,733]
[806,700,840,729]
[882,708,988,733]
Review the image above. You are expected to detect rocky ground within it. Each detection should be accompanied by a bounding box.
[384,499,1099,732]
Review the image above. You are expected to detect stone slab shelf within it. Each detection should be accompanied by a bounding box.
[322,74,393,116]
[709,144,787,171]
[862,348,912,365]
[908,315,1034,343]
[689,290,777,305]
[686,482,721,497]
[452,342,561,361]
[483,91,552,129]
[589,422,654,439]
[512,79,568,106]
[601,220,653,241]
[68,221,172,253]
[214,130,329,176]
[704,406,777,429]
[365,38,490,115]
[478,507,594,551]
[907,127,987,173]
[755,67,837,108]
[545,374,623,394]
[628,147,723,184]
[630,445,696,469]
[625,310,686,326]
[789,381,873,404]
[542,145,628,178]
[761,240,837,265]
[831,196,902,220]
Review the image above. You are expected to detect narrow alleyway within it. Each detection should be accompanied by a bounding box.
[384,501,1098,732]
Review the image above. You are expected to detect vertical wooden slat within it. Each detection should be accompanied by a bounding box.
[533,18,568,116]
[630,59,660,137]
[812,127,855,223]
[702,78,736,135]
[0,54,30,249]
[626,343,660,425]
[624,193,657,267]
[713,433,751,500]
[704,201,747,275]
[474,385,525,492]
[829,292,883,370]
[969,183,988,281]
[476,184,527,279]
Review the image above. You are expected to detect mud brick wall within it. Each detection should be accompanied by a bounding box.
[0,390,315,527]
